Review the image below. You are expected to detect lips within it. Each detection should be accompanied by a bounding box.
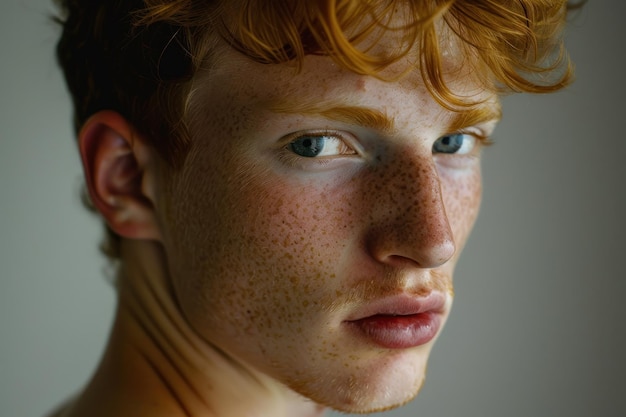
[344,292,446,349]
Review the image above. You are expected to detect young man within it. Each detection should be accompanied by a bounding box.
[51,1,573,416]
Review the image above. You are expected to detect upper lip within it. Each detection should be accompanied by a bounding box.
[344,291,447,322]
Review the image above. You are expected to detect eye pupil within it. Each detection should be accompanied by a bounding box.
[290,136,325,157]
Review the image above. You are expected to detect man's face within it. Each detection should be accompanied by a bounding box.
[154,42,498,413]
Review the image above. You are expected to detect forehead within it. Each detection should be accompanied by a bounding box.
[190,40,499,138]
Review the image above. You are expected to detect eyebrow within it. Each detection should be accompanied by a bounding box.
[446,104,502,134]
[267,99,501,134]
[268,100,395,133]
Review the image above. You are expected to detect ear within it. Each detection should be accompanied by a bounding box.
[78,110,162,241]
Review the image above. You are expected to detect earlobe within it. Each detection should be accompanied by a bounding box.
[79,111,162,241]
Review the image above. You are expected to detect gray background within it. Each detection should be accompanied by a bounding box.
[1,1,624,416]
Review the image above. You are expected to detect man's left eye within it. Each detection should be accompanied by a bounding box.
[289,134,354,158]
[432,133,476,155]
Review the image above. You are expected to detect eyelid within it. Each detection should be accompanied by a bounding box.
[455,127,494,147]
[432,128,492,158]
[281,128,349,141]
[280,129,362,155]
[275,128,366,170]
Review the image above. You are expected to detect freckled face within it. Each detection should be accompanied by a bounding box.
[157,46,497,413]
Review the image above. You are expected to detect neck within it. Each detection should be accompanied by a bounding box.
[63,240,327,417]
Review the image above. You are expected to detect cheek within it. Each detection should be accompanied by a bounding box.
[229,173,362,310]
[440,165,482,247]
[164,152,355,341]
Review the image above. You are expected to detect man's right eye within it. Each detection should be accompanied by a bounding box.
[289,134,355,158]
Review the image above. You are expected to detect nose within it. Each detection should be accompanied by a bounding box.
[365,153,456,269]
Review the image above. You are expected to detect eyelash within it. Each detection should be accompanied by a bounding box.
[467,129,494,147]
[432,130,493,156]
[278,130,358,168]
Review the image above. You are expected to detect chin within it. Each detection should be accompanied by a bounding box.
[325,373,426,415]
[336,376,426,415]
[291,346,431,415]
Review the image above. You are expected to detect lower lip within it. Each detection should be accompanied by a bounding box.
[347,312,441,349]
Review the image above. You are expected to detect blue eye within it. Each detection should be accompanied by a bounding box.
[289,135,326,157]
[432,133,476,155]
[288,134,355,158]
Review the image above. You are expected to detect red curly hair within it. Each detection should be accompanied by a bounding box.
[55,0,577,259]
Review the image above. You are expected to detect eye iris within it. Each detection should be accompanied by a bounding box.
[434,133,463,153]
[290,136,325,157]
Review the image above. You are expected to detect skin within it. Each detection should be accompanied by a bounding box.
[156,45,498,413]
[52,36,500,417]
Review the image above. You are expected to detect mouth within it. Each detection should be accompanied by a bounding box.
[344,292,447,349]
